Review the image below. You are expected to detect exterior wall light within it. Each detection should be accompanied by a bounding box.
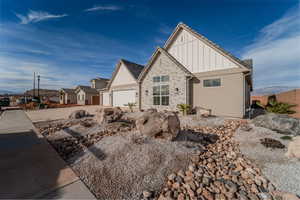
[145,90,149,96]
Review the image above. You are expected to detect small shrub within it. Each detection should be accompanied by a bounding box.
[280,135,292,140]
[266,100,296,114]
[265,97,296,114]
[177,104,190,116]
[124,102,136,112]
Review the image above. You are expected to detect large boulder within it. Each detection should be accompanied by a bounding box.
[69,110,89,119]
[95,107,123,124]
[252,113,300,136]
[285,136,300,158]
[135,111,180,140]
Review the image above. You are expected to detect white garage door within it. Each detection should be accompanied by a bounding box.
[103,92,110,106]
[112,90,136,107]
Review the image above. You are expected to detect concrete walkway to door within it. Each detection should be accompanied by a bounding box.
[0,110,95,199]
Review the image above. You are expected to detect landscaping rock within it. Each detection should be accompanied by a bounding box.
[95,107,123,124]
[158,120,277,200]
[69,110,89,119]
[285,136,300,158]
[146,108,157,113]
[103,121,134,132]
[252,113,300,136]
[136,111,180,141]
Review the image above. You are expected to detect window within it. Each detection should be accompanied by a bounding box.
[161,75,169,82]
[203,78,221,87]
[153,75,169,83]
[152,75,170,106]
[153,85,169,106]
[153,76,160,82]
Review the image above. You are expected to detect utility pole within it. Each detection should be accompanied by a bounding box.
[33,72,36,97]
[37,75,40,99]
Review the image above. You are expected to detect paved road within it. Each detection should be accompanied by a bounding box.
[26,105,101,122]
[0,110,95,199]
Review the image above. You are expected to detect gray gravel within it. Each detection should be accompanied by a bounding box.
[70,132,201,199]
[235,124,300,195]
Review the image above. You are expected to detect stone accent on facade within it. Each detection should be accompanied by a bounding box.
[140,51,189,111]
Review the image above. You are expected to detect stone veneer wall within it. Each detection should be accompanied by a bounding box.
[140,52,188,111]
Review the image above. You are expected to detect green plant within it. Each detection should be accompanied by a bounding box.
[177,104,190,115]
[265,99,296,114]
[280,135,293,140]
[124,102,136,112]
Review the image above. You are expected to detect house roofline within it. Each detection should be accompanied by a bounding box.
[106,59,143,90]
[138,47,194,83]
[163,22,251,72]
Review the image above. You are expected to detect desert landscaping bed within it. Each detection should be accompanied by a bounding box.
[34,108,299,200]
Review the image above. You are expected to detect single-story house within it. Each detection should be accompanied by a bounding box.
[99,59,144,107]
[75,85,99,105]
[138,23,253,118]
[59,88,77,104]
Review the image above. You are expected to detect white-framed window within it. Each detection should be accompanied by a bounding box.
[152,75,170,106]
[203,78,221,87]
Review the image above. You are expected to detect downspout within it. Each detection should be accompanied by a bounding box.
[138,81,142,111]
[186,76,193,106]
[243,72,251,118]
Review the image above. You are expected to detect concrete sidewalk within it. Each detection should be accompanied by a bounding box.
[0,110,95,199]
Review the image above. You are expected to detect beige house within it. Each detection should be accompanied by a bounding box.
[74,77,109,105]
[91,77,110,89]
[59,88,76,104]
[75,85,99,105]
[138,23,253,118]
[99,59,144,107]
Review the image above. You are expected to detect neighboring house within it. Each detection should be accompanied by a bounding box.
[138,23,253,118]
[75,86,99,105]
[59,88,76,104]
[91,77,110,89]
[99,59,144,107]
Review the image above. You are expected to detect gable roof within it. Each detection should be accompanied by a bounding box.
[90,77,110,82]
[106,59,144,89]
[75,85,98,94]
[138,47,194,83]
[121,59,144,80]
[164,22,251,72]
[60,88,75,94]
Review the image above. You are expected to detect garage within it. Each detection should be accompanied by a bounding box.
[112,90,136,107]
[102,92,110,106]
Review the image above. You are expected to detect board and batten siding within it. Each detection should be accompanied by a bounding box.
[167,29,239,73]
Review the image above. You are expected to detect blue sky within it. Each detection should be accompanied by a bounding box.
[0,0,299,93]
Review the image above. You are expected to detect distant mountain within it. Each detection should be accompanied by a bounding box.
[0,90,16,95]
[252,86,299,96]
[24,89,59,97]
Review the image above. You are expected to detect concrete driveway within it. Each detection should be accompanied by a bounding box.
[0,110,95,199]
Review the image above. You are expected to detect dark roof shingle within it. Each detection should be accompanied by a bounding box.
[76,85,98,94]
[121,59,144,79]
